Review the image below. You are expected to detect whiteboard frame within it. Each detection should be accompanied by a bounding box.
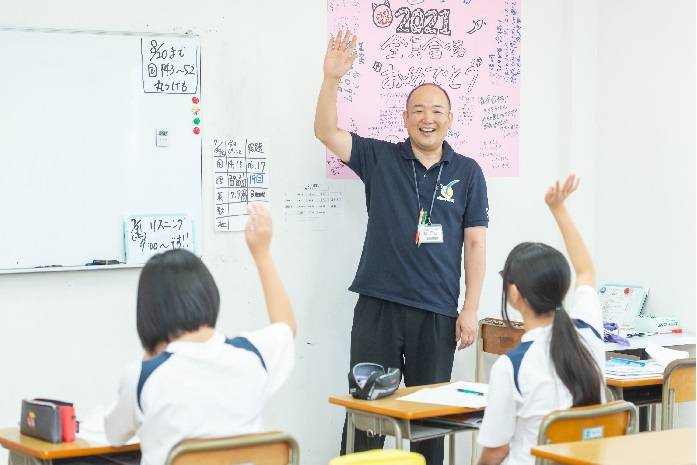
[0,27,203,273]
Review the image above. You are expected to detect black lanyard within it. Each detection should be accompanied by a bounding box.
[411,160,443,223]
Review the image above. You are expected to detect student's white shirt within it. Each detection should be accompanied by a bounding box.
[477,286,605,465]
[105,323,294,465]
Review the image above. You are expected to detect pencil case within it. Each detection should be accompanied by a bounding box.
[20,398,77,443]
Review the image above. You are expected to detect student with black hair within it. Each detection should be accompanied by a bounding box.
[477,175,604,465]
[104,204,295,465]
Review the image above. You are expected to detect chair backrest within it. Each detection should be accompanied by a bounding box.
[661,357,696,430]
[329,450,425,465]
[165,431,299,465]
[479,318,525,355]
[535,401,638,465]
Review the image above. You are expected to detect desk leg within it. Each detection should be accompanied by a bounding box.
[638,405,656,432]
[346,411,355,454]
[382,416,403,449]
[470,430,478,465]
[448,433,456,465]
[8,451,51,465]
[607,386,623,402]
[649,404,659,431]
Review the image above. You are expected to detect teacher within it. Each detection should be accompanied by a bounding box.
[314,31,488,465]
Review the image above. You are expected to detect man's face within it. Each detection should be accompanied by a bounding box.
[402,85,453,155]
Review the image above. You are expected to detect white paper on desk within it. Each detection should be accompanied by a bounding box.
[645,342,689,367]
[77,405,138,445]
[398,381,488,408]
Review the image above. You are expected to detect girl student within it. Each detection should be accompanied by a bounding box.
[105,204,295,465]
[477,175,605,465]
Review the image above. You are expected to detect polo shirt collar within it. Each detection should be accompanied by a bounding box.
[521,324,552,343]
[400,138,455,164]
[166,330,225,355]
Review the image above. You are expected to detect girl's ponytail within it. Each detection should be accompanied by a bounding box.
[550,305,602,406]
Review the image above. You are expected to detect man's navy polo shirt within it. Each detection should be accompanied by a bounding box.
[347,133,489,317]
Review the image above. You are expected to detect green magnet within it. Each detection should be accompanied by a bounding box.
[193,117,201,125]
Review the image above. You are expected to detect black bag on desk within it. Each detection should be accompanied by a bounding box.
[20,399,75,443]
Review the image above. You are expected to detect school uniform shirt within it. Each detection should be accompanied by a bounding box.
[104,322,294,465]
[477,286,605,465]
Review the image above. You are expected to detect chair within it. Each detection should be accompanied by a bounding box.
[535,400,638,465]
[329,450,425,465]
[165,431,299,465]
[661,357,696,430]
[476,318,525,382]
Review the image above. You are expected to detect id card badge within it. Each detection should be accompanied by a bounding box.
[417,224,444,244]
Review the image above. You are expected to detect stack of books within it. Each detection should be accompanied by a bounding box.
[605,358,664,379]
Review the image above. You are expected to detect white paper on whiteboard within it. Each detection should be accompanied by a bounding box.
[124,214,194,264]
[212,137,270,232]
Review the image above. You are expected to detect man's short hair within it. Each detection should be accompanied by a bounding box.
[136,249,220,353]
[405,83,451,111]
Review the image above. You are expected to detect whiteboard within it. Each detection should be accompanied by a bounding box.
[0,28,202,271]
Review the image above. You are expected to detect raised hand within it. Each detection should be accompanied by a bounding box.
[545,174,580,210]
[324,30,357,81]
[245,203,272,258]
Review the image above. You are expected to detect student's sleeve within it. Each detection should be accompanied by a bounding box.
[463,160,489,228]
[244,322,295,395]
[477,356,517,448]
[104,361,141,445]
[346,133,389,182]
[569,285,603,337]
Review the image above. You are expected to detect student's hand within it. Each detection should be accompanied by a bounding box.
[545,174,580,211]
[456,310,478,350]
[245,203,272,257]
[324,30,357,81]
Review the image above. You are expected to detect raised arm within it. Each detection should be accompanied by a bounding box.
[314,30,356,163]
[245,204,296,335]
[545,174,595,288]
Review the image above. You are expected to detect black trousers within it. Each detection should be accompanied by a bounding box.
[340,295,457,465]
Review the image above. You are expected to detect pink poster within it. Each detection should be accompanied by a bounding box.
[327,0,521,178]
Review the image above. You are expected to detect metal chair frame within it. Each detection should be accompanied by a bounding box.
[661,357,696,430]
[165,431,299,465]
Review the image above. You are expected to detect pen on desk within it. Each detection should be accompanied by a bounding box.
[34,265,62,268]
[457,388,484,396]
[85,259,122,266]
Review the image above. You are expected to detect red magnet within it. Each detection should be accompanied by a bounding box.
[192,96,200,104]
[193,127,200,135]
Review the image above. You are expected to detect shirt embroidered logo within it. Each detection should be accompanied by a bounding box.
[437,179,460,203]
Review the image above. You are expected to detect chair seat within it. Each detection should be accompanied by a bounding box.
[330,449,425,465]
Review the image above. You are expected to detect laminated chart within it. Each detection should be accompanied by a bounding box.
[327,0,521,178]
[213,137,270,231]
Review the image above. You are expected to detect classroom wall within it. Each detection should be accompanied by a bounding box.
[594,0,696,333]
[0,0,692,463]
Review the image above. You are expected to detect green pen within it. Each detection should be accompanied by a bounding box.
[457,388,484,396]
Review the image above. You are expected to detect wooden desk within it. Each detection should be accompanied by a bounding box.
[530,427,695,465]
[329,385,483,465]
[0,427,139,465]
